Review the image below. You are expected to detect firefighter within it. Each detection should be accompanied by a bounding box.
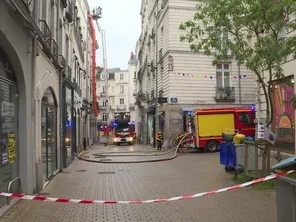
[156,131,164,150]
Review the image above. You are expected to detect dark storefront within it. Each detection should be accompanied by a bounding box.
[41,88,58,183]
[0,48,19,207]
[63,83,75,167]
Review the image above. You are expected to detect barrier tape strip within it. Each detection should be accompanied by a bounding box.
[0,170,294,204]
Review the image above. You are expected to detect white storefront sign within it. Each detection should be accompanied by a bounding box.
[1,101,14,117]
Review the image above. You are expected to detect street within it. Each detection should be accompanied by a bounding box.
[0,145,277,222]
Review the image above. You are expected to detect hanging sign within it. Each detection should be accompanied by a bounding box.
[158,97,168,104]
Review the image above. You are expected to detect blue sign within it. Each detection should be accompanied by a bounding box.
[170,98,178,103]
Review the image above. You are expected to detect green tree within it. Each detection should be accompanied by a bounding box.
[179,0,296,127]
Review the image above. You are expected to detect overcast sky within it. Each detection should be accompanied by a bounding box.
[88,0,141,70]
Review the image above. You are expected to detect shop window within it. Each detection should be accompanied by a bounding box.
[0,48,18,208]
[41,88,57,183]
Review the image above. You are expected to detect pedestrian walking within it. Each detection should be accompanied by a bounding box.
[156,131,164,150]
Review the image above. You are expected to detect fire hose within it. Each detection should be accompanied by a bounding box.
[77,133,190,163]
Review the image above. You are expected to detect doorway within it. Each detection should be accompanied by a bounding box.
[41,88,58,183]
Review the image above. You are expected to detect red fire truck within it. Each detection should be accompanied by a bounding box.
[113,120,135,145]
[184,107,256,152]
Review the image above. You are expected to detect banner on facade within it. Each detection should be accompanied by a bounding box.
[8,133,15,164]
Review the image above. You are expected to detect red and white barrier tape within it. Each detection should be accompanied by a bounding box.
[1,170,294,204]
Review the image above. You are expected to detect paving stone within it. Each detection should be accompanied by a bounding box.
[0,145,277,222]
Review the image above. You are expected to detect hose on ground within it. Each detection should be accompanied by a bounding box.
[77,133,190,164]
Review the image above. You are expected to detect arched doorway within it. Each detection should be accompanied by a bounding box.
[0,48,18,207]
[41,88,58,183]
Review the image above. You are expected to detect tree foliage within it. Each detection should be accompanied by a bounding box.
[179,0,296,127]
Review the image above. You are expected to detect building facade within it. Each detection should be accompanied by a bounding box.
[0,0,98,209]
[96,52,137,125]
[135,0,256,146]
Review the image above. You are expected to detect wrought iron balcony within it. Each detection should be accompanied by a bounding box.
[64,65,72,79]
[66,3,73,23]
[61,0,67,8]
[58,55,66,68]
[116,105,127,111]
[159,48,163,62]
[129,103,135,111]
[39,20,51,50]
[50,39,58,64]
[215,87,235,102]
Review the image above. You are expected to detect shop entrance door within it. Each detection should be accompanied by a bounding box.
[41,89,57,183]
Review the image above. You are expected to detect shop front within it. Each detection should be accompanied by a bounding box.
[272,76,295,153]
[41,88,58,183]
[63,83,75,167]
[0,48,18,207]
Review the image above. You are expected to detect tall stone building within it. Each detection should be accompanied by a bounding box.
[0,0,98,209]
[135,0,256,146]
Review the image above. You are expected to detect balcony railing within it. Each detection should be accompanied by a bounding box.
[61,0,67,8]
[159,48,163,62]
[58,55,66,68]
[64,65,72,79]
[117,105,127,111]
[50,39,58,64]
[39,20,51,50]
[129,103,135,111]
[215,87,235,102]
[66,3,73,22]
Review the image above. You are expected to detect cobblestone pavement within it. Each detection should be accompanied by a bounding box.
[0,144,277,222]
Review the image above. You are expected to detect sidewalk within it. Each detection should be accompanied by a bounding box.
[0,144,277,222]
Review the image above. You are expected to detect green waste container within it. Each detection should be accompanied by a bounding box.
[276,176,296,222]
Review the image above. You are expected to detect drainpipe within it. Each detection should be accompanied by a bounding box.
[56,0,64,169]
[31,33,38,192]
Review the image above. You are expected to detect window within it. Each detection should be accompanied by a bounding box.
[103,112,107,121]
[109,73,115,79]
[102,86,105,93]
[120,85,124,93]
[120,98,124,104]
[120,73,124,80]
[216,63,230,88]
[103,99,107,107]
[134,71,136,80]
[239,113,253,126]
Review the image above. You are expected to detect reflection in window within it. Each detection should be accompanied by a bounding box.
[239,113,251,125]
[65,105,72,159]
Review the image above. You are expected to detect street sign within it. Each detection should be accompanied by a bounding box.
[157,97,168,104]
[170,98,178,103]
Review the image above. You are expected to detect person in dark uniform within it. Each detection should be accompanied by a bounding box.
[156,131,164,150]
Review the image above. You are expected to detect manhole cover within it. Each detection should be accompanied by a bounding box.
[63,171,70,174]
[99,159,111,162]
[98,172,115,174]
[76,170,87,172]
